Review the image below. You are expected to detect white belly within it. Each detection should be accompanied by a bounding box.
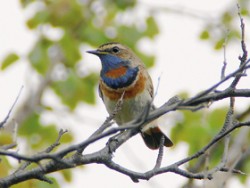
[103,89,152,125]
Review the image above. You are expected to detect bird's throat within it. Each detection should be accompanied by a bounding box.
[102,66,139,89]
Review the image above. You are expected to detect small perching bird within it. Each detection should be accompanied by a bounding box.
[87,42,173,149]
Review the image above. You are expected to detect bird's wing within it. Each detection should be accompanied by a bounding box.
[98,83,104,102]
[147,71,154,99]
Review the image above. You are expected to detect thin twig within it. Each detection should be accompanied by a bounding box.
[230,5,248,88]
[15,129,68,173]
[89,91,125,138]
[203,150,210,182]
[0,86,23,128]
[221,30,229,80]
[153,73,162,99]
[76,91,125,154]
[237,4,248,63]
[185,60,250,105]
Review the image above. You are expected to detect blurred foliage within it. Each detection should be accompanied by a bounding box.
[171,108,228,166]
[0,0,249,187]
[28,37,53,74]
[199,0,250,50]
[0,53,20,70]
[0,157,12,177]
[52,72,97,109]
[18,112,73,149]
[61,169,72,182]
[0,132,13,146]
[171,105,250,184]
[0,0,160,186]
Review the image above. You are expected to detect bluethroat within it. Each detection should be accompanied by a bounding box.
[87,42,173,149]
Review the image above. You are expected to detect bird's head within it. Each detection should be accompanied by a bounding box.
[87,42,141,89]
[87,42,140,73]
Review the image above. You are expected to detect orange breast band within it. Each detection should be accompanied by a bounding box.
[105,66,127,78]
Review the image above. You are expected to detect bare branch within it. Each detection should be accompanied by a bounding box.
[0,143,17,150]
[237,4,248,63]
[174,120,250,168]
[15,129,68,173]
[153,135,165,170]
[0,11,249,187]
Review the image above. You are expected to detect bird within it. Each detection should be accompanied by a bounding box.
[87,42,173,149]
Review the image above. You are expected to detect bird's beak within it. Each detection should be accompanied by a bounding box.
[87,50,106,56]
[87,50,99,55]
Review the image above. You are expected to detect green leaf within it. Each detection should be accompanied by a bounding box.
[48,0,83,28]
[1,53,19,70]
[221,11,232,24]
[61,169,72,182]
[18,113,59,149]
[228,30,241,40]
[18,113,41,136]
[171,106,228,168]
[0,132,13,145]
[207,108,228,131]
[109,0,136,10]
[28,38,52,75]
[135,50,155,68]
[60,132,73,144]
[36,177,60,188]
[58,31,81,67]
[0,157,12,177]
[27,10,50,29]
[81,25,108,45]
[20,0,35,8]
[52,72,98,109]
[39,125,59,145]
[214,39,224,50]
[81,73,98,104]
[144,16,159,38]
[171,107,227,153]
[199,30,210,40]
[238,158,250,183]
[240,8,249,16]
[117,26,142,47]
[171,110,209,154]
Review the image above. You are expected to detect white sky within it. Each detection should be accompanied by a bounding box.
[0,0,249,188]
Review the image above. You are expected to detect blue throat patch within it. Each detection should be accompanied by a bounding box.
[98,54,139,89]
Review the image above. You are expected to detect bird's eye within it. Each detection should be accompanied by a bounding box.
[112,46,120,53]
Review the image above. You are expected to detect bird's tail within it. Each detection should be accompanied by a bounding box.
[141,127,173,150]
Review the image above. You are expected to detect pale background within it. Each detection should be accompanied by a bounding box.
[0,0,249,187]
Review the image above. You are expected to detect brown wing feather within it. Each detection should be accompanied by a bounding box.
[148,76,154,98]
[98,83,104,102]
